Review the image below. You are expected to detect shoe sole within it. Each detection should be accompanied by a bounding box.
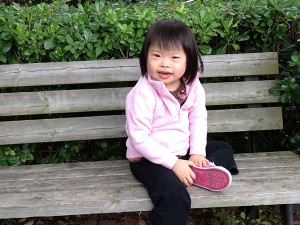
[190,165,232,191]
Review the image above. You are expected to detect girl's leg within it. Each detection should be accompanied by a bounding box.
[206,140,239,175]
[130,160,191,225]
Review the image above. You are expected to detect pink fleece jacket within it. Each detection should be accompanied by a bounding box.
[125,73,207,169]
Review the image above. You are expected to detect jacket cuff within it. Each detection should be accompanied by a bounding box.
[162,155,179,169]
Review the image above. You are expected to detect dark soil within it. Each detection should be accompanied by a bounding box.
[1,206,300,225]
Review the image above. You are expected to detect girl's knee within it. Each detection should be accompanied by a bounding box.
[162,179,191,205]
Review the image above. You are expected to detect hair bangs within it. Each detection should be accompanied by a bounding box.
[151,30,185,53]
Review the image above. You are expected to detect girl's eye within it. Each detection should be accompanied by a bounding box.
[173,56,180,59]
[153,53,160,57]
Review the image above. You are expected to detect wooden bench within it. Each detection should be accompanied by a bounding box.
[0,52,299,224]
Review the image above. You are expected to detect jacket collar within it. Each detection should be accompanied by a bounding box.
[145,73,169,96]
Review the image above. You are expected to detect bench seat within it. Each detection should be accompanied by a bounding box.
[0,151,299,219]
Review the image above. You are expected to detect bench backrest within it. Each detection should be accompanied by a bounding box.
[0,52,282,146]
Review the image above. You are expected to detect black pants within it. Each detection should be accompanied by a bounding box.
[130,156,191,225]
[129,140,238,225]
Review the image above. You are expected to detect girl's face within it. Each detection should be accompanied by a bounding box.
[147,45,187,91]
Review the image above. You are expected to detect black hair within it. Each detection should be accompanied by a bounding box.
[139,18,204,85]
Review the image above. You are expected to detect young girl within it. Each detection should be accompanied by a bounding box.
[125,18,231,225]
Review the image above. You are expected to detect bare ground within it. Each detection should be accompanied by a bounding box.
[1,206,300,225]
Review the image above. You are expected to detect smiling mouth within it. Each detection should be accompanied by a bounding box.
[159,72,172,79]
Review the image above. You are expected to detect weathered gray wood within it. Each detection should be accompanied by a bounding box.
[0,88,131,116]
[1,167,299,194]
[0,52,278,87]
[1,160,299,192]
[202,52,278,78]
[207,107,282,132]
[204,80,280,105]
[0,107,282,145]
[0,59,140,88]
[0,80,279,116]
[0,151,299,219]
[0,151,296,174]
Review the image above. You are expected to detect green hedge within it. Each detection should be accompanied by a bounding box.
[0,0,299,63]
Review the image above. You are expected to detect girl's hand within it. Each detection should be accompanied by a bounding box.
[189,154,209,167]
[172,159,196,187]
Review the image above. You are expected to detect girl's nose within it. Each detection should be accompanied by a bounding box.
[160,59,170,68]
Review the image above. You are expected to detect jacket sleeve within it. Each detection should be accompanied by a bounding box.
[188,80,207,156]
[125,85,178,169]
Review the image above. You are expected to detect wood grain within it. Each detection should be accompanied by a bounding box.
[0,151,298,219]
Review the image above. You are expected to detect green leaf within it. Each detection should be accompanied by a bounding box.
[251,18,260,26]
[240,211,246,219]
[64,45,72,51]
[44,38,55,50]
[78,3,84,12]
[232,43,240,51]
[87,43,93,51]
[216,45,227,54]
[95,46,103,57]
[267,19,273,27]
[7,156,20,165]
[136,29,144,38]
[291,54,300,63]
[28,153,34,161]
[0,31,12,41]
[280,93,289,103]
[290,134,300,145]
[66,35,73,45]
[0,52,6,63]
[2,40,12,53]
[16,23,27,34]
[261,221,272,225]
[269,86,281,94]
[83,29,92,41]
[5,149,15,156]
[20,153,27,162]
[236,34,250,42]
[281,84,288,91]
[199,45,212,55]
[0,158,9,166]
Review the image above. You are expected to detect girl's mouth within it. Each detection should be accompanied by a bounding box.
[159,72,172,79]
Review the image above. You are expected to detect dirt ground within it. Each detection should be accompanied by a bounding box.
[1,206,300,225]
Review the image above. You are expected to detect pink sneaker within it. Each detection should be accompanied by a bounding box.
[190,162,232,191]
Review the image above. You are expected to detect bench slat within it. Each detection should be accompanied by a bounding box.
[0,52,278,87]
[203,52,278,78]
[208,107,282,132]
[0,59,140,88]
[1,160,299,192]
[0,179,298,218]
[0,151,297,175]
[0,151,294,173]
[0,80,279,116]
[0,151,298,219]
[0,107,282,145]
[205,80,279,105]
[1,167,299,194]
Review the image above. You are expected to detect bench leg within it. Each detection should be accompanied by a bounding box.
[280,204,294,225]
[246,206,259,219]
[247,132,257,153]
